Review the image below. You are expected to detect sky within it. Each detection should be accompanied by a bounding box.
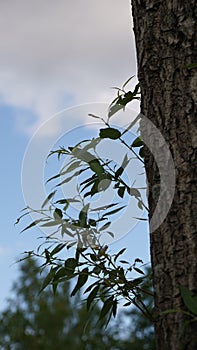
[0,0,150,310]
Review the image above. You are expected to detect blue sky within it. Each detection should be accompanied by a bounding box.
[0,1,150,310]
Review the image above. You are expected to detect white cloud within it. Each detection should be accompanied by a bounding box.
[0,0,138,135]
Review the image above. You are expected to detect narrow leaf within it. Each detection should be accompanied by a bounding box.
[21,219,42,233]
[50,243,66,256]
[41,190,56,208]
[71,267,89,296]
[87,285,100,311]
[41,221,61,227]
[133,267,145,275]
[114,248,126,262]
[99,296,114,320]
[102,205,126,218]
[91,203,119,212]
[122,75,135,89]
[100,222,111,231]
[112,299,118,318]
[108,104,124,118]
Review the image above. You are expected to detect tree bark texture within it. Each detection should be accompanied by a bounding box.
[131,1,197,349]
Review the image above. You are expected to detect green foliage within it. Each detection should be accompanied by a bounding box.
[185,62,197,69]
[123,267,156,350]
[17,77,152,328]
[179,286,197,316]
[99,127,121,140]
[0,258,156,350]
[160,286,197,336]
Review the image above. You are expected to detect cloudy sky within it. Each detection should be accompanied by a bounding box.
[0,0,137,134]
[0,0,150,310]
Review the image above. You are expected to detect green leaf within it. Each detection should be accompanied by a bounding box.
[128,188,141,198]
[121,114,141,136]
[132,82,140,97]
[131,136,144,147]
[102,205,126,218]
[15,210,29,225]
[88,113,101,119]
[44,249,51,262]
[133,267,145,275]
[137,200,144,210]
[92,265,102,275]
[133,217,148,221]
[117,186,126,198]
[112,299,118,318]
[97,178,111,192]
[84,280,99,293]
[81,177,98,193]
[50,243,66,256]
[115,166,124,180]
[119,260,129,264]
[63,160,82,174]
[80,173,97,186]
[121,153,130,168]
[127,277,144,288]
[139,146,145,158]
[84,175,113,194]
[122,75,135,89]
[91,203,119,212]
[179,286,197,315]
[64,258,78,276]
[99,128,121,140]
[106,231,114,238]
[46,158,75,182]
[124,301,132,307]
[89,159,104,175]
[88,219,97,227]
[185,62,197,69]
[56,198,80,204]
[100,222,111,231]
[41,190,57,208]
[99,296,114,320]
[114,248,126,262]
[54,267,68,280]
[90,253,97,262]
[87,285,100,311]
[79,204,89,226]
[72,147,96,163]
[40,267,58,292]
[108,104,124,119]
[90,179,100,196]
[82,137,101,152]
[71,267,89,296]
[117,90,137,106]
[53,208,63,220]
[56,170,83,187]
[46,172,64,183]
[21,219,43,233]
[41,221,61,227]
[118,267,125,281]
[67,242,77,249]
[115,154,130,181]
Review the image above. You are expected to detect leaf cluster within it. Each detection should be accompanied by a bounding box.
[17,78,152,327]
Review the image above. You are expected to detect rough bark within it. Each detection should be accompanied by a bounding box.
[131,1,197,349]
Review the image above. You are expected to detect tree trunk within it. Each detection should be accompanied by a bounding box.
[131,1,197,349]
